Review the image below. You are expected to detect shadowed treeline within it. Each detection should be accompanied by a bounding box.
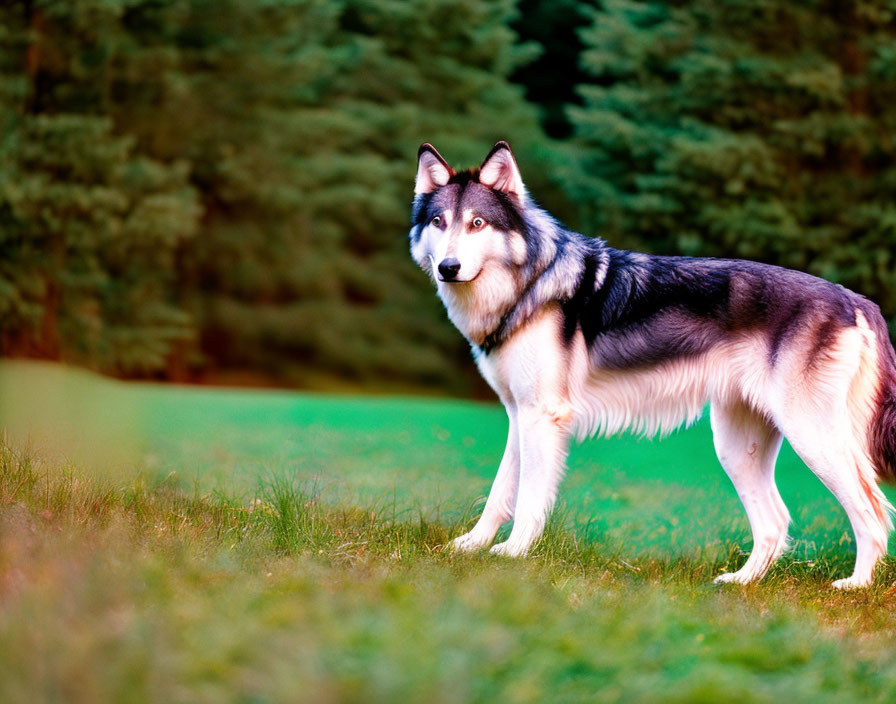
[2,0,896,394]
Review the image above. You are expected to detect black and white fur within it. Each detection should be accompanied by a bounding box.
[410,141,896,588]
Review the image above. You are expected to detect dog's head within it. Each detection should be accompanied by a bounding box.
[409,142,529,286]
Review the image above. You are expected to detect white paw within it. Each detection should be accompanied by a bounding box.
[713,571,755,585]
[832,576,871,590]
[449,531,490,553]
[489,540,527,558]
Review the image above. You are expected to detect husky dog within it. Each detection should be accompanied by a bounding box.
[409,141,896,588]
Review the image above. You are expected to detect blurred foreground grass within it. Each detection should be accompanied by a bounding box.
[3,361,896,702]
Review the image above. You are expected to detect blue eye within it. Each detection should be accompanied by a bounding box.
[472,217,485,229]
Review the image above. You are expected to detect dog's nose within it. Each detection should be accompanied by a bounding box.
[438,257,461,281]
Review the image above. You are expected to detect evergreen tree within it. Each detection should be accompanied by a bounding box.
[0,0,560,392]
[0,1,200,374]
[568,0,896,332]
[133,0,551,390]
[511,0,596,138]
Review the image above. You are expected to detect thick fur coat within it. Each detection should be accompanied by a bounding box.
[409,141,896,588]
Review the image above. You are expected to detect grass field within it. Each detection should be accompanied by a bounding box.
[3,360,896,702]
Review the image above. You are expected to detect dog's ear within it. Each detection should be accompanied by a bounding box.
[415,144,454,194]
[479,141,526,199]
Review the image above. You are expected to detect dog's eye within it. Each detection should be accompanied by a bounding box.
[431,215,442,227]
[471,217,486,230]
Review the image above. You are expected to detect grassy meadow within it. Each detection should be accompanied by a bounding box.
[3,360,896,702]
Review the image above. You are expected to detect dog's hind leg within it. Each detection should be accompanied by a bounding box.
[772,318,894,588]
[777,411,890,589]
[450,406,520,552]
[711,400,790,585]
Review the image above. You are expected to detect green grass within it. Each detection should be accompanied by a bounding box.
[3,360,896,703]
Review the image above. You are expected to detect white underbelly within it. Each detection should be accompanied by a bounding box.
[566,331,771,440]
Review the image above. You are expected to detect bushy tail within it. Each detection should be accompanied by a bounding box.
[867,307,896,482]
[871,381,896,482]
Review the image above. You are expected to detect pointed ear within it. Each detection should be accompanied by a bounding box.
[479,141,526,199]
[415,143,454,194]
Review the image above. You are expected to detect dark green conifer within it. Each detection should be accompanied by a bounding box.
[569,0,896,332]
[0,1,199,374]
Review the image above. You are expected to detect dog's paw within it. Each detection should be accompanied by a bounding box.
[489,540,526,558]
[832,576,871,590]
[713,571,754,585]
[449,531,490,553]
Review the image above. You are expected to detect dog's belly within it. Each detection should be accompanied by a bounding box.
[567,331,771,440]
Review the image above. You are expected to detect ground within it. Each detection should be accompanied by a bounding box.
[2,360,896,703]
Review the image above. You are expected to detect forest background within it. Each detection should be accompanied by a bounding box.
[3,0,896,397]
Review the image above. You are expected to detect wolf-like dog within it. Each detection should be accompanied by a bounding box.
[409,141,896,589]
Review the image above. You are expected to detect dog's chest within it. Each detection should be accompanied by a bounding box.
[473,349,510,401]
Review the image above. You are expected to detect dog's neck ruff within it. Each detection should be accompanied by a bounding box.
[478,322,509,356]
[472,222,609,356]
[476,272,544,355]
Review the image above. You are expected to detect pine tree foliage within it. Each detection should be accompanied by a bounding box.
[0,0,552,391]
[568,0,896,331]
[0,1,200,374]
[154,0,548,389]
[511,0,597,138]
[7,0,894,391]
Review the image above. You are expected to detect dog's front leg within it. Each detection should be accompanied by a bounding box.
[450,405,520,552]
[490,401,571,557]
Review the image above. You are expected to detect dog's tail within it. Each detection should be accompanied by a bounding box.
[863,305,896,483]
[870,378,896,483]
